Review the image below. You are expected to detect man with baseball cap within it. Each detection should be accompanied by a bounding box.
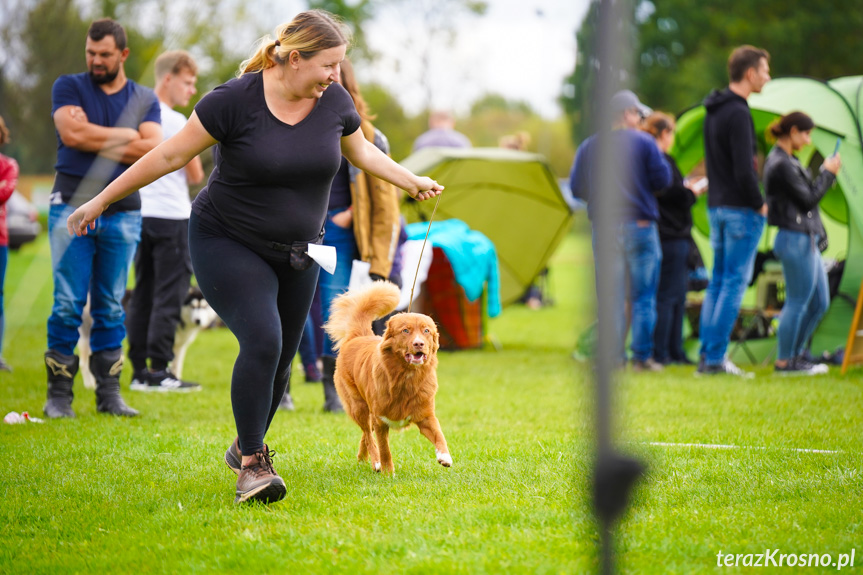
[570,90,671,371]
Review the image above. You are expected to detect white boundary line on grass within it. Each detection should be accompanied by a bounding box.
[644,442,841,454]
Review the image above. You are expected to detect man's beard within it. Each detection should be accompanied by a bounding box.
[89,65,120,85]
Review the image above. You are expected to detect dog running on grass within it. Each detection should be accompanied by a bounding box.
[325,281,452,474]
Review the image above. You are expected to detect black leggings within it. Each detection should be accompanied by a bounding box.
[189,212,319,455]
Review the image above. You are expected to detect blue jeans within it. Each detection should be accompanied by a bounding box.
[0,245,6,354]
[593,221,662,362]
[298,314,317,366]
[699,207,765,365]
[654,238,690,363]
[47,204,141,355]
[319,208,358,357]
[773,230,829,360]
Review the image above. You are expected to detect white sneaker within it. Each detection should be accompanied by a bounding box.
[131,369,201,392]
[697,358,754,378]
[720,359,754,379]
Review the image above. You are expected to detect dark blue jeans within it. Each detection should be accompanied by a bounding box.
[319,207,358,358]
[699,207,765,365]
[189,212,319,455]
[298,314,317,367]
[654,238,690,363]
[773,229,829,360]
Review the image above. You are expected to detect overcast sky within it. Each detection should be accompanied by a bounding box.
[361,0,591,118]
[236,0,590,119]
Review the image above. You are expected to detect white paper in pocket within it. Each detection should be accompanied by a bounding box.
[306,243,337,274]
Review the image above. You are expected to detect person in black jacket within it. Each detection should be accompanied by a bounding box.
[697,45,771,377]
[763,111,841,375]
[643,112,705,365]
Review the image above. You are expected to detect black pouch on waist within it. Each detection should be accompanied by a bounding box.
[289,241,314,270]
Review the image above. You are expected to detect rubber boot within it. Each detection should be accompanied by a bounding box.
[91,348,139,417]
[321,356,344,413]
[43,349,78,418]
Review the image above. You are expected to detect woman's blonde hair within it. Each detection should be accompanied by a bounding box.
[641,111,675,139]
[238,10,350,77]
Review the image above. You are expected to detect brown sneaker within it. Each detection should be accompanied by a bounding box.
[224,437,241,475]
[235,448,286,504]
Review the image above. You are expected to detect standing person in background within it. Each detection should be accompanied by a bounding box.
[642,112,704,365]
[570,90,672,372]
[44,19,161,418]
[763,112,840,375]
[65,10,442,505]
[282,58,402,413]
[127,50,205,393]
[411,110,471,152]
[697,45,771,378]
[0,115,18,372]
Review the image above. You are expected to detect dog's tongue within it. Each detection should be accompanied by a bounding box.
[405,352,425,365]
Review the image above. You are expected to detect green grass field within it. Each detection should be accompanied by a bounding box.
[1,224,861,574]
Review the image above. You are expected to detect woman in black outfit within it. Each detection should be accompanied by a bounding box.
[643,112,705,365]
[66,10,442,505]
[763,111,840,375]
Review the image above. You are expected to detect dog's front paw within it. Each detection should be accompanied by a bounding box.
[436,450,453,467]
[373,461,382,472]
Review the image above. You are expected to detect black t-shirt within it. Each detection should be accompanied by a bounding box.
[193,72,361,244]
[328,157,351,210]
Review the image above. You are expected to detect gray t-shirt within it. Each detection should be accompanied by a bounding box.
[193,72,361,244]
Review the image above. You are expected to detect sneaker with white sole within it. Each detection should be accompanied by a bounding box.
[630,358,664,372]
[776,356,829,376]
[131,369,201,392]
[129,371,150,391]
[696,358,754,379]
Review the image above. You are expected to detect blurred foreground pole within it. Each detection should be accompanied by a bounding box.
[590,1,645,573]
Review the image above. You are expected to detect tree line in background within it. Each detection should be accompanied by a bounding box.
[562,0,863,144]
[0,0,576,180]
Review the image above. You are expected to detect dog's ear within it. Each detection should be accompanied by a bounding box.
[431,324,440,353]
[380,321,395,351]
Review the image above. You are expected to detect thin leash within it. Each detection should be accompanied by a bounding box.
[408,192,442,313]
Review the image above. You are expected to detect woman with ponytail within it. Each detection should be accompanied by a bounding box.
[642,112,704,365]
[763,111,840,375]
[65,9,443,505]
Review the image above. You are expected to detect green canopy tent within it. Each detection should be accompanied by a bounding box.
[399,147,575,306]
[672,75,863,358]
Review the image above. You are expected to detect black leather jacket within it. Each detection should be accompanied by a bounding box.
[763,146,836,237]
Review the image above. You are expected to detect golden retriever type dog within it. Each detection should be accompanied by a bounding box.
[325,282,452,474]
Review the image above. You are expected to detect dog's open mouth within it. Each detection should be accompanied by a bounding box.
[404,352,426,365]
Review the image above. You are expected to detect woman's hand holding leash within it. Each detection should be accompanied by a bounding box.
[411,177,444,201]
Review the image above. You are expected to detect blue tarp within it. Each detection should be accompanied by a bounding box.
[405,219,502,317]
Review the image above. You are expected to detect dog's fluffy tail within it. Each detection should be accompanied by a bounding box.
[324,282,401,352]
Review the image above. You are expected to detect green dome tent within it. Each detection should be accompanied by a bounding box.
[672,75,863,356]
